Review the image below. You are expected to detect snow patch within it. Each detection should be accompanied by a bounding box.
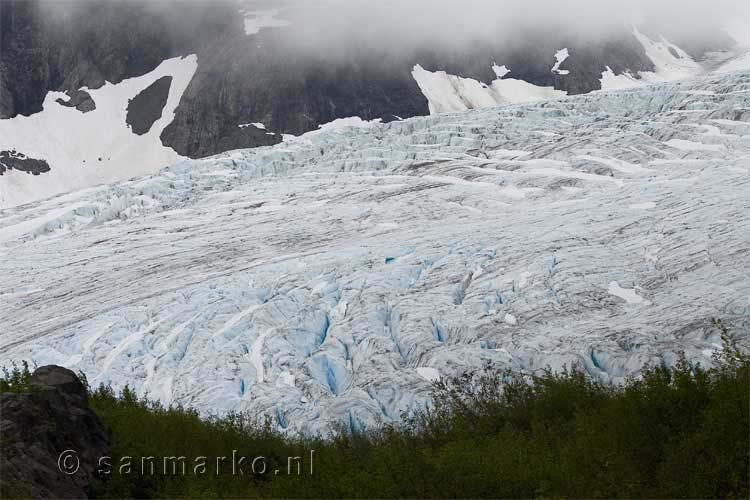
[411,65,505,114]
[492,75,567,105]
[492,64,511,78]
[282,117,382,143]
[239,122,266,130]
[608,281,650,305]
[599,66,644,91]
[416,367,440,382]
[633,29,702,83]
[551,48,570,75]
[600,29,702,91]
[412,63,566,115]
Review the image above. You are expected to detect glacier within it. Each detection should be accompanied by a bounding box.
[1,70,749,434]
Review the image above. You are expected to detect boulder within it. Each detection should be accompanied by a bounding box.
[0,366,110,499]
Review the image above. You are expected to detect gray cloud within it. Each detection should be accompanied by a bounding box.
[275,0,749,42]
[38,0,750,58]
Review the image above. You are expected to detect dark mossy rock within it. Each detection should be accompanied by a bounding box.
[0,149,51,176]
[56,89,96,113]
[0,366,110,499]
[127,76,172,135]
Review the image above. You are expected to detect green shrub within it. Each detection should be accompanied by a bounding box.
[0,360,32,393]
[3,322,748,498]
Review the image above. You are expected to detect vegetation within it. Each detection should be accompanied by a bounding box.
[0,360,32,393]
[2,322,748,498]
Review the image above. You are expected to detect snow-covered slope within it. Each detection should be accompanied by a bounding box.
[717,51,750,74]
[1,70,749,434]
[412,28,711,113]
[0,56,198,209]
[412,62,567,114]
[599,29,704,90]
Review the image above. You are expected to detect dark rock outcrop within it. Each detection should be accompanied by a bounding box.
[0,366,110,499]
[126,75,172,135]
[0,149,51,176]
[55,90,96,113]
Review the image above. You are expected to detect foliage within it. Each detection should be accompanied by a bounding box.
[2,322,748,498]
[0,360,31,393]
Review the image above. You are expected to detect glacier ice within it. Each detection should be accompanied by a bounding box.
[1,70,749,434]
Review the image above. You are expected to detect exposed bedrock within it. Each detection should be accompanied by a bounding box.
[0,149,51,176]
[0,366,110,499]
[56,89,96,113]
[126,76,173,135]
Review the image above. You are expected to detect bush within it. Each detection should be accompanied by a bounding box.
[3,322,748,498]
[0,360,31,393]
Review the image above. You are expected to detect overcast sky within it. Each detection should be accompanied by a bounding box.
[256,0,749,53]
[39,0,750,54]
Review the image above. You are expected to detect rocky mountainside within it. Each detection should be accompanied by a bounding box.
[0,366,110,499]
[1,0,743,209]
[1,0,734,156]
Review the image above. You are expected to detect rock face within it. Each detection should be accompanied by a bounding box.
[56,90,96,114]
[0,366,110,499]
[0,0,733,160]
[127,76,173,135]
[0,149,51,176]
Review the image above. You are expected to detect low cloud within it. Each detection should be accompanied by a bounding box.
[38,0,750,58]
[276,0,749,49]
